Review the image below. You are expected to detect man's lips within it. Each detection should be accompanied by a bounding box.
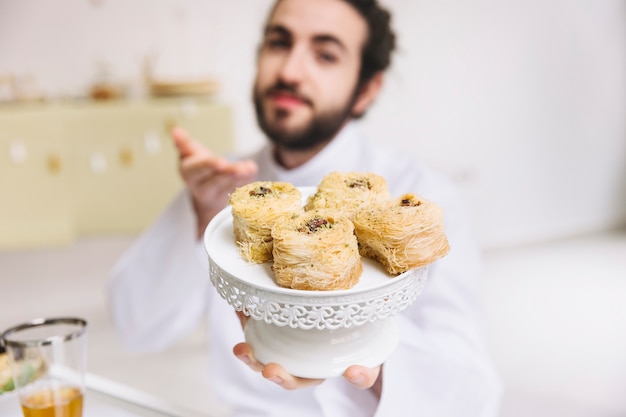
[269,92,309,109]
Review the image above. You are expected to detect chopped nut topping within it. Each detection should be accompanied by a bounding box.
[249,186,273,197]
[401,198,422,207]
[346,178,371,189]
[297,216,332,234]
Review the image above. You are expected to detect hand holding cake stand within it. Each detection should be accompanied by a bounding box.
[203,203,429,379]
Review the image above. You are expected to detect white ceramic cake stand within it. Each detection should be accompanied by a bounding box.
[203,188,429,379]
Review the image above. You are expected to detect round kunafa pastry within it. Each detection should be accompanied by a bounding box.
[352,193,450,275]
[271,210,362,291]
[304,171,391,219]
[229,181,302,263]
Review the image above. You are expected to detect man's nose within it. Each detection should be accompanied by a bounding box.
[278,48,306,85]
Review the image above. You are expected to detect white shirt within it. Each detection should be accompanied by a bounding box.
[108,123,502,417]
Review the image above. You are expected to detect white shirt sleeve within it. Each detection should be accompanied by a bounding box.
[107,190,210,352]
[373,186,503,417]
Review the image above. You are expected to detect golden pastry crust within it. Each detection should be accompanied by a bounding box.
[304,171,390,220]
[352,193,450,275]
[229,181,302,263]
[271,209,363,290]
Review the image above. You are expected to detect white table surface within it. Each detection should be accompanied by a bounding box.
[0,372,216,417]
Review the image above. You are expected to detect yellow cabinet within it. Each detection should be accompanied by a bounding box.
[0,106,74,249]
[0,99,234,248]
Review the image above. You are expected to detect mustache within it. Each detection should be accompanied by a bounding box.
[265,82,313,106]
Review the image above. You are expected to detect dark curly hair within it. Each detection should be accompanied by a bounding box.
[341,0,396,88]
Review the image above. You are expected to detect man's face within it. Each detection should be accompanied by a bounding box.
[253,0,368,150]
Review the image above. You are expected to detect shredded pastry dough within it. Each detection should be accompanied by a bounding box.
[305,171,390,219]
[271,209,362,290]
[227,175,451,290]
[229,181,302,263]
[353,193,450,275]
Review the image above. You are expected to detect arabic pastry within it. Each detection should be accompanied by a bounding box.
[352,193,450,275]
[304,171,390,219]
[229,181,303,263]
[271,209,362,290]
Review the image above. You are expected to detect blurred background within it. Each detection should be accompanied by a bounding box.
[0,0,625,416]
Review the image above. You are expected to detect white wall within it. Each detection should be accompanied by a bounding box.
[1,0,624,249]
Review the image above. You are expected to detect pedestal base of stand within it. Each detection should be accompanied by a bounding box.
[244,318,399,379]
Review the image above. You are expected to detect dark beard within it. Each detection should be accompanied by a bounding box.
[253,82,358,151]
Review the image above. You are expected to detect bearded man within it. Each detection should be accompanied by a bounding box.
[109,0,502,415]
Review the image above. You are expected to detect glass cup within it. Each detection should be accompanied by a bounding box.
[1,317,87,417]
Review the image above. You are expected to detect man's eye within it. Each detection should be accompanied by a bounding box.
[317,51,337,63]
[267,39,290,49]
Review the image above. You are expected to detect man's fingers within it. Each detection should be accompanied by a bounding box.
[180,155,257,186]
[172,125,258,187]
[233,343,264,372]
[171,127,198,158]
[233,340,325,390]
[229,159,259,178]
[180,154,229,184]
[343,365,381,390]
[261,363,324,390]
[172,126,217,162]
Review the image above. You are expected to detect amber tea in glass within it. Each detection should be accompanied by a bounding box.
[1,318,87,417]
